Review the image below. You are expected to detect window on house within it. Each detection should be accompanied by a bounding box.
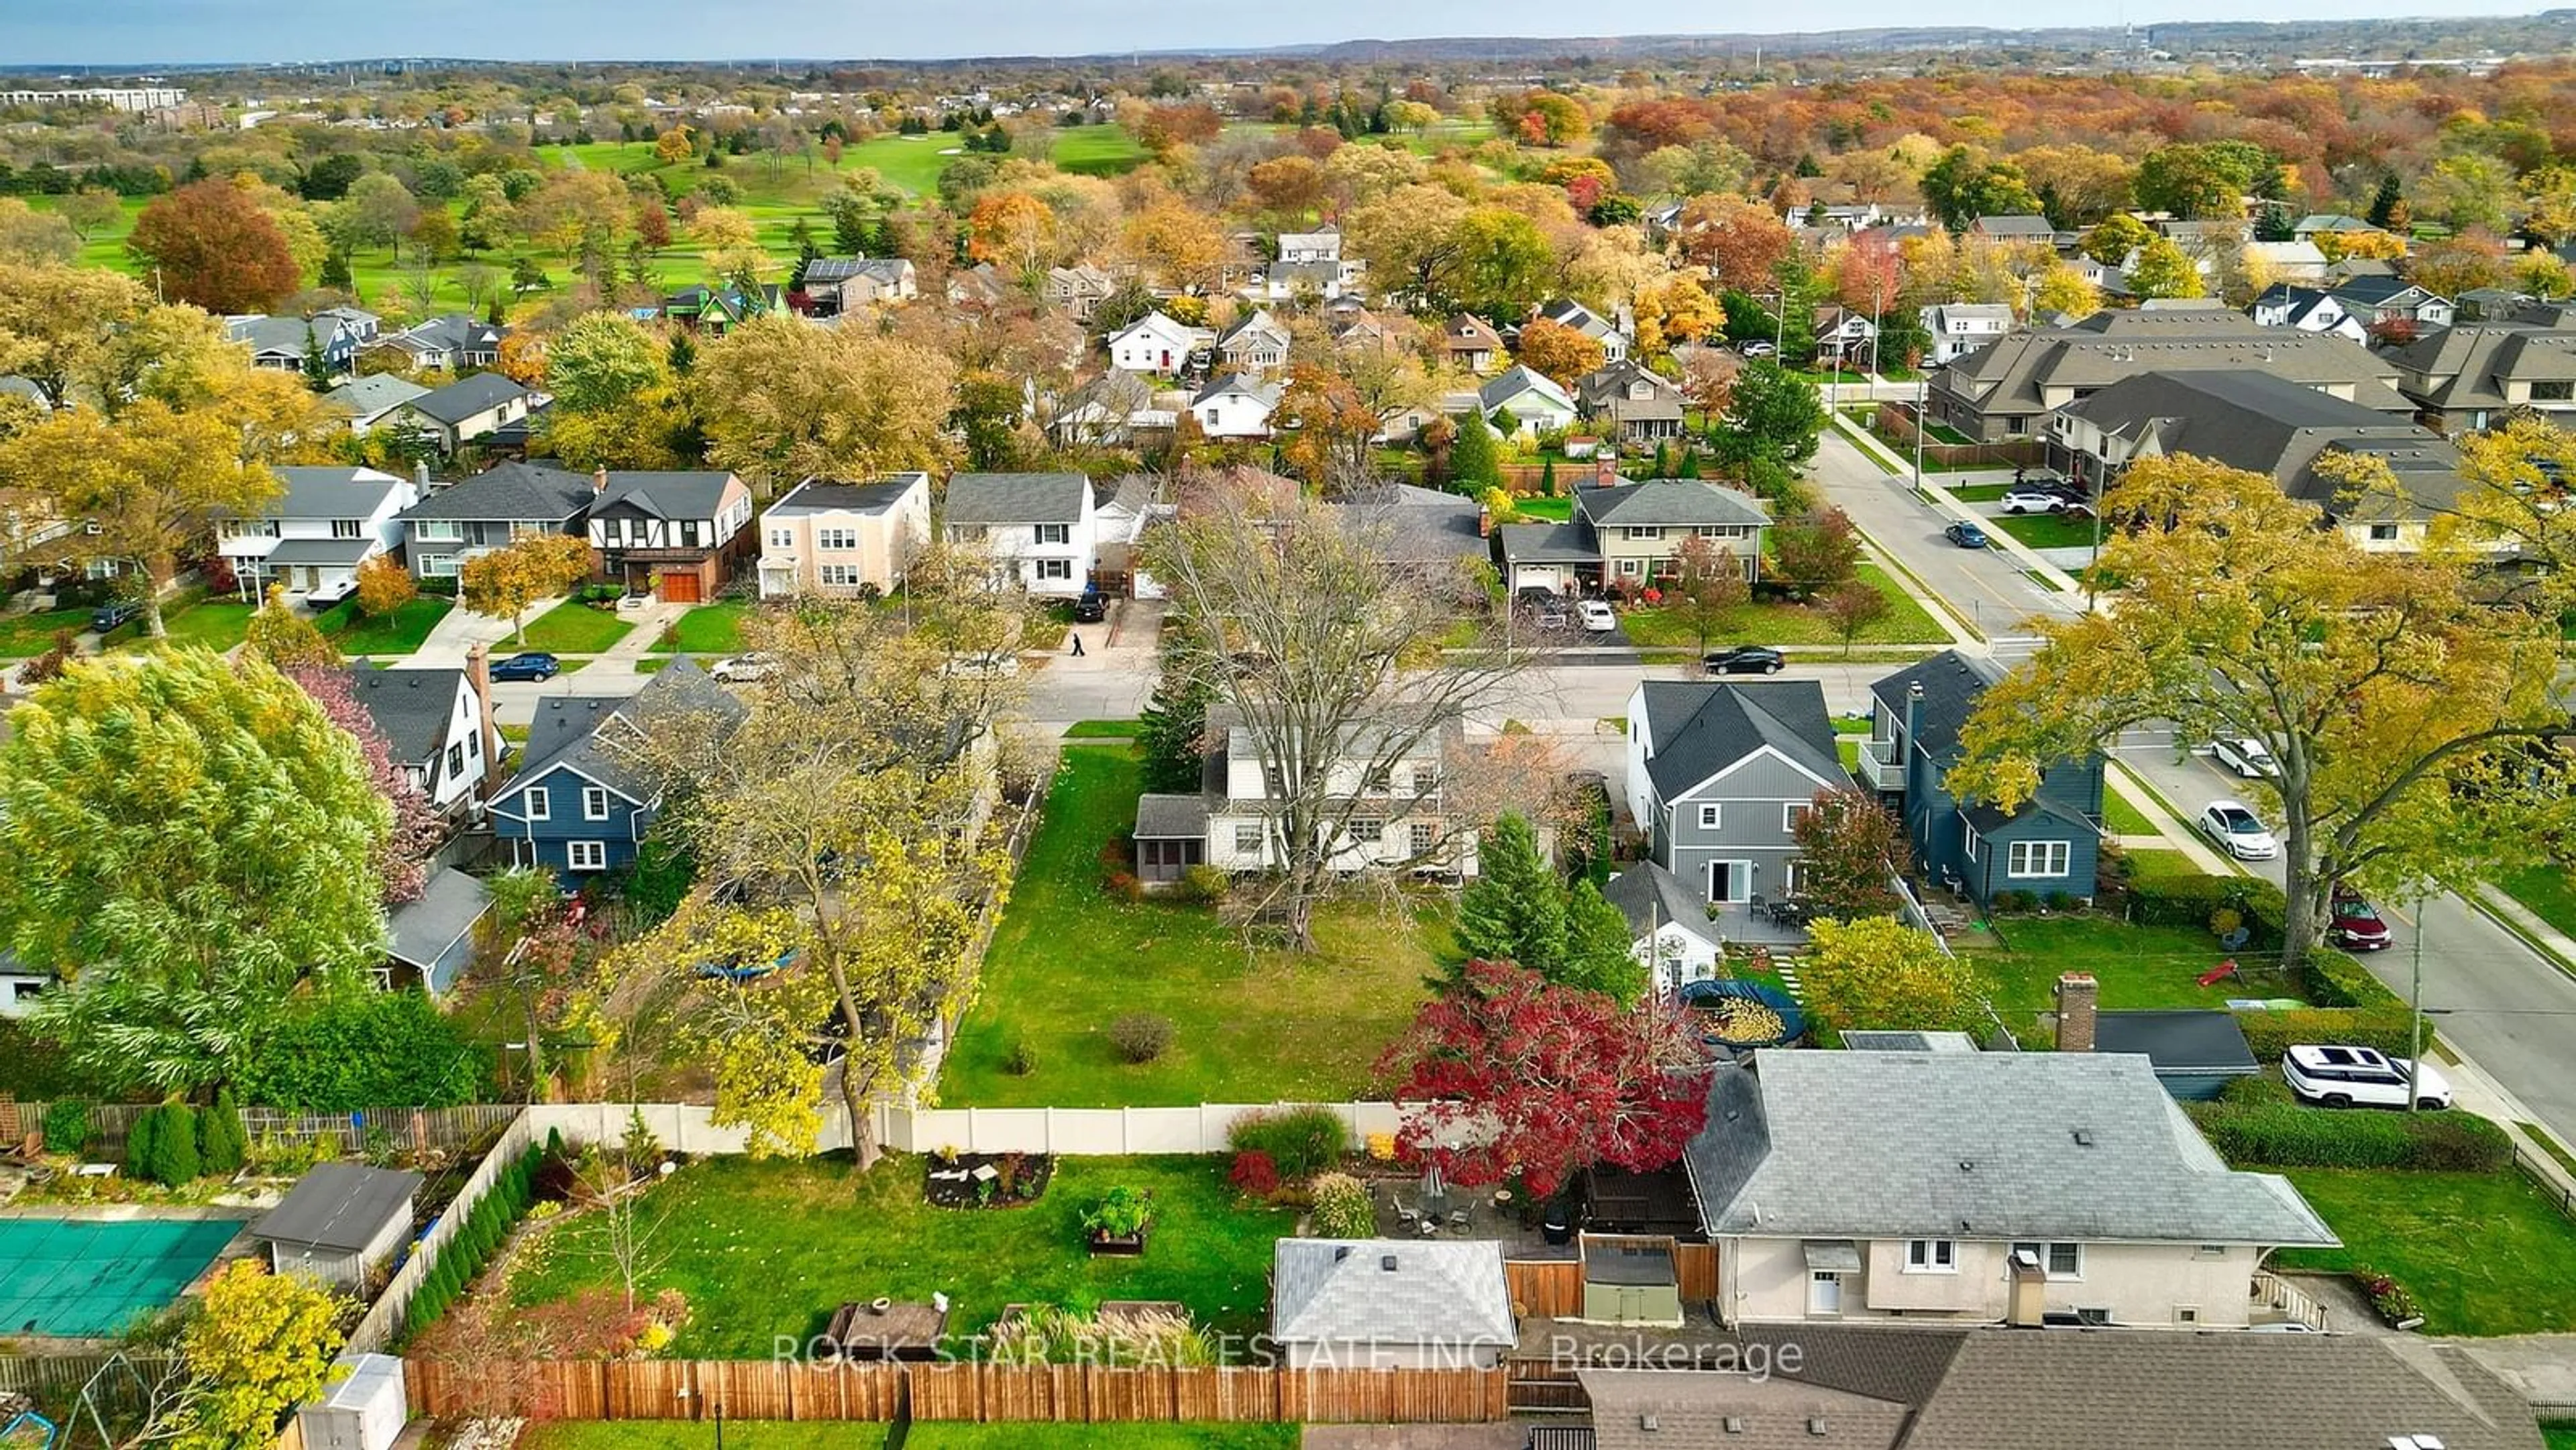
[2012,1241,2084,1279]
[2196,1245,2229,1260]
[1962,821,1980,862]
[1905,1239,1956,1272]
[1036,559,1073,581]
[425,555,462,578]
[1234,824,1265,854]
[2005,418,2027,435]
[1035,523,1071,545]
[525,787,551,821]
[820,563,863,588]
[567,840,608,871]
[1410,822,1436,855]
[2006,840,2071,878]
[2534,381,2574,402]
[818,527,858,551]
[1411,764,1441,795]
[769,528,794,549]
[582,786,611,821]
[331,519,363,539]
[1366,767,1393,793]
[1618,558,1645,577]
[418,520,463,542]
[446,743,465,779]
[1262,765,1283,796]
[1784,803,1811,832]
[1623,526,1664,541]
[680,521,703,548]
[2367,523,2400,541]
[1349,818,1384,844]
[1698,804,1722,830]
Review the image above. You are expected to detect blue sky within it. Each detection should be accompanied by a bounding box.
[0,0,2549,65]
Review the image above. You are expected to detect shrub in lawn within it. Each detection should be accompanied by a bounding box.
[1083,1185,1152,1239]
[2186,1100,2510,1172]
[197,1090,248,1177]
[1309,1172,1375,1239]
[1178,863,1231,904]
[2232,1007,2416,1062]
[1003,1035,1040,1076]
[40,1099,91,1158]
[1228,1105,1346,1180]
[140,1104,201,1186]
[1108,1013,1174,1064]
[1229,1150,1280,1198]
[2355,1268,2423,1327]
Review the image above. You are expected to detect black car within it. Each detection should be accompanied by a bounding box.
[1704,645,1786,675]
[1070,589,1108,624]
[488,651,561,681]
[90,599,142,634]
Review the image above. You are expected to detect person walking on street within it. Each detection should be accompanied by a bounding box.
[1070,633,1085,657]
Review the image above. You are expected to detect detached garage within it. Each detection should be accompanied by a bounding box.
[252,1163,422,1292]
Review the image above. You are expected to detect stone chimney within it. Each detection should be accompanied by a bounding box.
[415,460,432,493]
[1597,451,1619,488]
[466,643,502,795]
[592,466,609,496]
[2054,972,2098,1054]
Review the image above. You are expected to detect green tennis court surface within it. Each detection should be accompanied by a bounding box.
[0,1219,242,1337]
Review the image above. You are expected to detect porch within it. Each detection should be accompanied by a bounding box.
[1694,900,1811,951]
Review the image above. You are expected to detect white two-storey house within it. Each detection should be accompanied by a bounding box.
[943,472,1097,597]
[1108,311,1215,375]
[219,465,416,602]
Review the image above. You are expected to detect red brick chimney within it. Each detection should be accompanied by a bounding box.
[1477,505,1492,538]
[592,467,609,495]
[1597,451,1619,488]
[466,643,502,795]
[2054,972,2098,1053]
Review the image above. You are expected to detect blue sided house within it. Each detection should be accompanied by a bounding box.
[487,658,743,882]
[1862,650,2106,908]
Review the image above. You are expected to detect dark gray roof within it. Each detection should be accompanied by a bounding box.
[386,867,491,972]
[767,474,925,518]
[228,313,343,357]
[323,374,431,419]
[402,372,530,426]
[1681,1051,2336,1245]
[1868,650,2001,765]
[388,314,502,356]
[262,537,378,567]
[252,1162,423,1251]
[265,466,403,523]
[1584,1369,1910,1450]
[1477,365,1573,414]
[1271,1238,1513,1347]
[1635,680,1841,802]
[1133,792,1210,839]
[2061,370,2459,516]
[2092,1010,2259,1075]
[1337,483,1491,566]
[1933,309,2411,421]
[402,461,595,524]
[500,657,745,805]
[1603,862,1721,945]
[2383,323,2576,411]
[1495,520,1596,564]
[345,665,467,765]
[1972,213,2057,237]
[1575,480,1771,530]
[945,472,1090,526]
[596,471,737,521]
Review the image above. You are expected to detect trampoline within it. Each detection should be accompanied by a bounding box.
[0,1219,243,1337]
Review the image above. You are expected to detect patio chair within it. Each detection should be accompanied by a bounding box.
[1748,891,1766,916]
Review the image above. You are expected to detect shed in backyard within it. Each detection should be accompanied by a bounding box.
[252,1162,423,1292]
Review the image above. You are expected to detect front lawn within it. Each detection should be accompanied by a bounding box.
[649,600,753,655]
[2123,848,2215,886]
[517,598,637,655]
[942,747,1444,1107]
[1619,566,1947,648]
[2101,793,2157,837]
[115,600,252,653]
[0,607,92,658]
[505,1154,1295,1354]
[1990,511,2102,552]
[1970,915,2296,1015]
[316,597,452,655]
[2272,1168,2576,1336]
[2497,865,2576,944]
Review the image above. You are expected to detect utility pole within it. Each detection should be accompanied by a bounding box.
[2406,889,2430,1113]
[1911,372,1927,495]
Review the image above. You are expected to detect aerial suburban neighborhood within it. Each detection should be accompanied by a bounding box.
[5,15,2576,1450]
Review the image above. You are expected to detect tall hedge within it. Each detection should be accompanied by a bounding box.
[232,989,491,1111]
[123,1107,161,1181]
[197,1090,248,1176]
[141,1104,200,1186]
[2232,1006,2417,1061]
[2190,1099,2510,1172]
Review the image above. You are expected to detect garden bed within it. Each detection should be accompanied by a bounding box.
[924,1151,1053,1209]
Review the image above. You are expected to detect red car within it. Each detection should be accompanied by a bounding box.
[2328,887,2392,952]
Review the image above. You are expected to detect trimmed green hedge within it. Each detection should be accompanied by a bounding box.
[404,1138,549,1341]
[2129,875,2287,944]
[2231,1005,2418,1061]
[2190,1097,2512,1172]
[2304,948,2403,1009]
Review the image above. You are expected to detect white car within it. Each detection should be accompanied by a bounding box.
[1737,339,1778,358]
[1998,488,2068,514]
[1576,600,1617,634]
[710,653,776,683]
[2212,737,2281,779]
[305,576,359,609]
[2197,799,2279,860]
[2282,1044,2453,1111]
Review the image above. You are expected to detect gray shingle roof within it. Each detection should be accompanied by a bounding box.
[386,867,491,973]
[596,471,737,521]
[1270,1238,1513,1347]
[1635,680,1840,802]
[2061,369,2457,512]
[1133,792,1210,839]
[1576,480,1772,530]
[500,657,744,806]
[262,537,378,567]
[2092,1009,2259,1075]
[1682,1050,2337,1245]
[1933,309,2412,421]
[945,472,1090,526]
[1495,520,1595,564]
[345,665,467,765]
[767,474,925,518]
[1477,365,1574,414]
[1602,862,1719,945]
[324,374,431,419]
[403,372,530,426]
[1336,484,1489,566]
[401,461,595,524]
[1868,650,2000,765]
[253,1162,423,1252]
[1584,1369,1911,1450]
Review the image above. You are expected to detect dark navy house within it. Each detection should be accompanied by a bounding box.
[486,659,742,882]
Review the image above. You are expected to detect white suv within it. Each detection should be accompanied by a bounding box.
[2282,1044,2452,1111]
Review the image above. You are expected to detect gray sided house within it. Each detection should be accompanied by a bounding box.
[1623,680,1843,910]
[398,461,596,583]
[1864,652,2103,908]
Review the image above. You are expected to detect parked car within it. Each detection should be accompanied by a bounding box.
[2328,886,2393,952]
[1070,588,1108,624]
[2212,737,2281,779]
[2196,799,2279,860]
[1703,645,1786,675]
[2282,1044,2452,1111]
[89,599,141,634]
[305,575,359,609]
[944,650,1021,677]
[1532,599,1572,630]
[710,653,777,683]
[1943,519,1990,549]
[488,651,561,682]
[1576,600,1617,634]
[1998,488,2069,514]
[1737,339,1778,358]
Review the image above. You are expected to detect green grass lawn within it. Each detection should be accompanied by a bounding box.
[2101,792,2157,837]
[2272,1168,2576,1335]
[517,599,637,655]
[1990,510,2104,552]
[2497,864,2576,943]
[0,607,93,658]
[941,746,1442,1107]
[1063,720,1142,738]
[1944,484,2010,502]
[315,596,453,655]
[505,1154,1295,1354]
[1971,915,2295,1015]
[649,600,753,654]
[1619,565,1947,649]
[113,600,252,654]
[2546,1431,2576,1450]
[2123,848,2214,887]
[519,1425,888,1450]
[1510,496,1574,522]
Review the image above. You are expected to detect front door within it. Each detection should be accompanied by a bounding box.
[1809,1272,1843,1315]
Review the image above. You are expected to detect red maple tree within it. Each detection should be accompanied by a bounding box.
[127,179,303,315]
[1376,959,1715,1197]
[288,663,447,905]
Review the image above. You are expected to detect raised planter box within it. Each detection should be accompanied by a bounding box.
[1086,1228,1149,1257]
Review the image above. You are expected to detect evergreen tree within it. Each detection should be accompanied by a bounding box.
[1454,813,1566,979]
[124,1106,162,1180]
[146,1103,200,1185]
[2367,174,2404,229]
[1539,457,1558,496]
[667,331,696,376]
[199,1090,248,1176]
[1136,669,1213,794]
[1560,879,1651,1005]
[1677,449,1701,479]
[1450,408,1501,490]
[1654,439,1672,477]
[300,330,332,392]
[319,249,354,293]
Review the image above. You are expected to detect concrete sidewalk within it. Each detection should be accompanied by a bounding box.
[2469,886,2576,977]
[1829,413,2086,598]
[2104,761,2238,875]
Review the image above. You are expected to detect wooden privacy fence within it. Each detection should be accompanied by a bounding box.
[406,1360,1511,1425]
[1504,1245,1719,1319]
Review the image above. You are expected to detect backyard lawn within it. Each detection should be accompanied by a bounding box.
[2272,1168,2576,1336]
[650,600,754,654]
[0,607,91,657]
[505,1154,1295,1354]
[1970,915,2294,1016]
[2497,865,2576,944]
[517,599,637,655]
[1508,496,1574,521]
[942,746,1444,1107]
[1619,566,1947,649]
[317,597,453,655]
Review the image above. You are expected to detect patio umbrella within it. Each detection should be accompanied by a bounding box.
[1419,1162,1449,1219]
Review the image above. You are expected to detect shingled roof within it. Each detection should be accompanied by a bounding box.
[1633,680,1840,803]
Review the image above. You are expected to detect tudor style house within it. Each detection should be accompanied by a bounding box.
[756,473,930,599]
[487,660,744,880]
[586,470,756,604]
[1130,708,1481,884]
[217,465,415,602]
[1685,1050,2337,1328]
[943,471,1098,596]
[1621,680,1845,915]
[343,647,502,818]
[1862,651,2105,907]
[398,461,598,583]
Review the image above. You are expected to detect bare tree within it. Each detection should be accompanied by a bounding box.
[1146,470,1537,948]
